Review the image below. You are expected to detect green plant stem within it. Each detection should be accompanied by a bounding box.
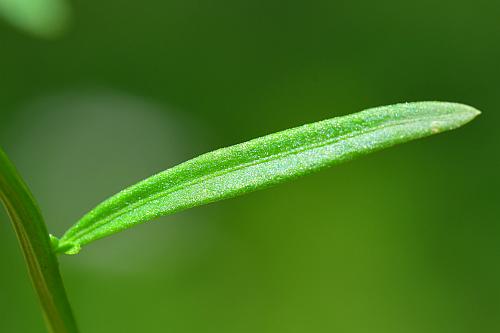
[0,148,78,333]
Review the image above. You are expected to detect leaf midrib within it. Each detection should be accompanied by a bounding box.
[62,113,450,245]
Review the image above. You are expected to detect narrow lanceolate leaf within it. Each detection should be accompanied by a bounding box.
[53,102,480,255]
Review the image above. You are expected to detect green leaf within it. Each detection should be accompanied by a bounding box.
[0,0,71,38]
[54,101,480,255]
[0,148,79,332]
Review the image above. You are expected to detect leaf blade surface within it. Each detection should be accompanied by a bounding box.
[55,102,480,254]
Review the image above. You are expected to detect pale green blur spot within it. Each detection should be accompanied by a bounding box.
[0,0,71,38]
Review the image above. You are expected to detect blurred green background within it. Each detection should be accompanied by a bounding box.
[1,0,499,332]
